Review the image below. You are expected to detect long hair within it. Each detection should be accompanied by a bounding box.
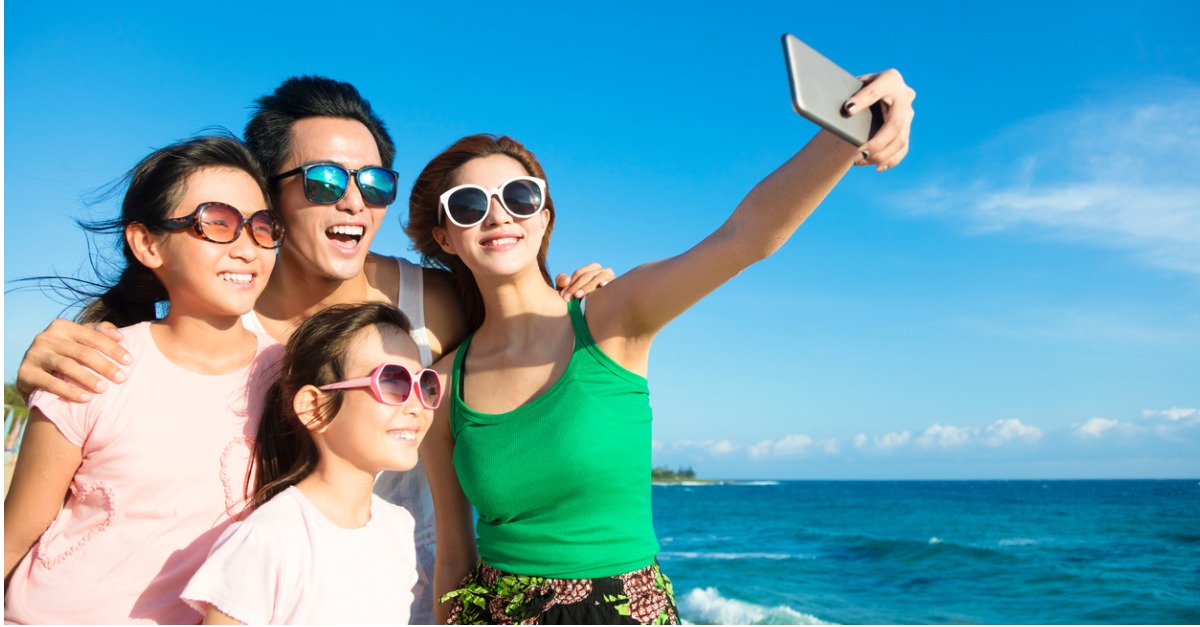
[71,134,270,327]
[406,134,557,331]
[244,75,395,179]
[249,302,412,509]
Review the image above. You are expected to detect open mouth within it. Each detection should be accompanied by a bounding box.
[388,430,418,442]
[219,272,253,285]
[327,224,365,246]
[481,234,522,249]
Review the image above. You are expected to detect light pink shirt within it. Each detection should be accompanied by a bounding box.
[183,486,417,625]
[4,322,280,625]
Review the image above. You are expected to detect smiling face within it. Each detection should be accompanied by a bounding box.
[148,167,275,322]
[273,117,387,282]
[433,154,551,281]
[314,324,431,475]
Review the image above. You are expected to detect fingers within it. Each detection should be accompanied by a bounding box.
[556,263,615,301]
[844,69,916,172]
[16,319,131,403]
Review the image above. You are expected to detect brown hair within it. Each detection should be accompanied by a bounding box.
[248,302,411,509]
[406,134,556,331]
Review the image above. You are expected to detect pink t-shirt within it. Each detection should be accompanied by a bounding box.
[182,486,417,624]
[4,321,281,625]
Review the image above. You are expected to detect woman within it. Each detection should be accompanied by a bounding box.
[413,70,915,624]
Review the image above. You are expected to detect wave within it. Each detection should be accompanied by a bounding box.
[659,551,812,561]
[999,538,1039,547]
[679,587,831,625]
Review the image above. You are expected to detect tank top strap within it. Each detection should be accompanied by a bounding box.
[566,298,596,350]
[449,332,476,438]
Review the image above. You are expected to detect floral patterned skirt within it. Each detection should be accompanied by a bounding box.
[442,560,678,625]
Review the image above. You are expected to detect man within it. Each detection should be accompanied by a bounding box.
[15,75,610,622]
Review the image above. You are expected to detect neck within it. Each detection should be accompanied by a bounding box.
[151,312,257,375]
[255,251,372,335]
[296,459,376,529]
[474,268,567,342]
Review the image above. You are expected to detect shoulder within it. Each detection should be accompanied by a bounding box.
[364,253,402,306]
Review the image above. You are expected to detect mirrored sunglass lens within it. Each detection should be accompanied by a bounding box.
[248,212,279,247]
[358,168,397,206]
[447,188,488,225]
[198,204,242,242]
[502,180,543,216]
[304,165,349,203]
[377,366,414,404]
[418,370,441,406]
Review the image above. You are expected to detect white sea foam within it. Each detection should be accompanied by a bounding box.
[928,537,942,545]
[999,538,1039,547]
[679,587,832,625]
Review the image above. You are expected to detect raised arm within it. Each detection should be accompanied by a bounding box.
[16,319,132,403]
[422,356,479,624]
[588,70,915,362]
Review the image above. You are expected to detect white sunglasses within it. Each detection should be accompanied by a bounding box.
[438,176,547,227]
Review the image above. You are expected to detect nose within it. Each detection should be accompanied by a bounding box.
[482,193,512,226]
[337,177,367,215]
[228,225,259,262]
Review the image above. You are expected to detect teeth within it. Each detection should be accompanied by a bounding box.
[328,225,365,237]
[389,431,416,441]
[219,273,252,284]
[485,237,518,246]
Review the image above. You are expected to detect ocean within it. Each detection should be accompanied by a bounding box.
[651,480,1199,624]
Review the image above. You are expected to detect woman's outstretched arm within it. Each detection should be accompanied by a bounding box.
[587,70,915,369]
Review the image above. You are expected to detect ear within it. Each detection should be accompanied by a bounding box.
[293,385,329,432]
[126,223,165,270]
[432,226,457,256]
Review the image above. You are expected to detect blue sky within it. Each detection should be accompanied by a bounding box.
[4,1,1198,479]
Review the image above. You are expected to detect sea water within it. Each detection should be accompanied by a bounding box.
[651,480,1199,624]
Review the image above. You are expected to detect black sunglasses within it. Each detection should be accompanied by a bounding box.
[272,162,399,206]
[158,202,284,249]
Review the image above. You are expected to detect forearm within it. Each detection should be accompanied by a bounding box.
[719,130,857,265]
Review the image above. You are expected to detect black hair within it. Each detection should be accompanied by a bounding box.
[62,134,269,327]
[244,75,396,181]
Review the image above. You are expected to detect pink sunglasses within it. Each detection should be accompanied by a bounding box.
[319,363,443,409]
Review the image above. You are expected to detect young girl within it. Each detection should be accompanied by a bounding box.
[182,301,439,624]
[412,70,915,623]
[3,136,283,623]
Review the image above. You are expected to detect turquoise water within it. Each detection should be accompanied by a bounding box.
[651,480,1200,624]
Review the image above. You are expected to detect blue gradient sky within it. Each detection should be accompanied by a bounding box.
[4,1,1198,479]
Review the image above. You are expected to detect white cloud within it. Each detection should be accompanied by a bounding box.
[916,423,975,449]
[672,439,740,456]
[746,434,839,459]
[1074,417,1119,438]
[983,418,1042,446]
[1142,407,1198,423]
[856,430,911,451]
[900,79,1200,275]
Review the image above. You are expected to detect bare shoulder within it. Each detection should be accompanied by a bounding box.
[363,253,402,306]
[421,267,468,360]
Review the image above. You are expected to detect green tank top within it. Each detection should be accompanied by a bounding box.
[450,299,660,579]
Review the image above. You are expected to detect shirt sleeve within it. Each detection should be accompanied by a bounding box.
[181,517,288,625]
[28,389,96,448]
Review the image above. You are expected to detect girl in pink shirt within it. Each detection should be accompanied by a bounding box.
[4,135,283,624]
[184,302,436,624]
